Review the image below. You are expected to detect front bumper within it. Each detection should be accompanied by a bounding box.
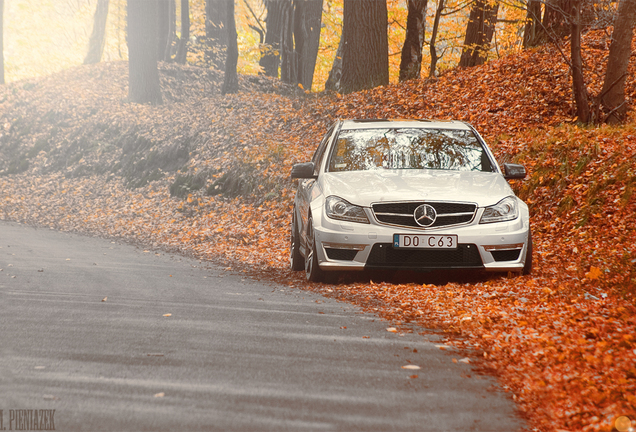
[312,207,530,273]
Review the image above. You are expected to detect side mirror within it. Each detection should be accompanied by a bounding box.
[291,162,317,179]
[503,163,526,180]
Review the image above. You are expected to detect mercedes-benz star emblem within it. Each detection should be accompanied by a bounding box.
[414,204,437,227]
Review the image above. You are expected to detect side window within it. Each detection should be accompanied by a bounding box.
[311,124,336,175]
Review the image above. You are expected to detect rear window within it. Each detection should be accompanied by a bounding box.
[328,128,493,173]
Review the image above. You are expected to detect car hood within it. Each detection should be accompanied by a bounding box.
[320,169,514,207]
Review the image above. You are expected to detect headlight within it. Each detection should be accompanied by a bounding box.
[479,196,519,224]
[325,196,369,224]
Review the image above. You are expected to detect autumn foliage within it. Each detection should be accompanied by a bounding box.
[1,30,635,431]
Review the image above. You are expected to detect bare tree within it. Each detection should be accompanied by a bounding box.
[293,0,323,91]
[260,0,284,77]
[260,0,322,90]
[570,0,590,123]
[325,32,343,91]
[175,0,190,64]
[206,0,227,70]
[459,0,499,67]
[222,0,238,94]
[157,0,176,61]
[0,0,4,85]
[399,0,428,81]
[339,0,389,94]
[542,0,574,41]
[523,0,542,48]
[128,0,162,104]
[600,0,636,123]
[84,0,110,64]
[429,0,445,78]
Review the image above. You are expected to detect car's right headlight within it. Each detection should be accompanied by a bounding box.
[325,196,369,224]
[479,196,519,224]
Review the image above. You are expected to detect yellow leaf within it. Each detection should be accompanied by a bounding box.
[163,313,172,317]
[401,365,421,370]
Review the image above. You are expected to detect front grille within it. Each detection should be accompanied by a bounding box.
[366,243,483,269]
[325,248,358,261]
[491,249,522,262]
[372,202,476,228]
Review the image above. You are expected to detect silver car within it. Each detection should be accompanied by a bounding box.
[290,119,532,282]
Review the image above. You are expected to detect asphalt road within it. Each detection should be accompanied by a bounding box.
[0,221,525,431]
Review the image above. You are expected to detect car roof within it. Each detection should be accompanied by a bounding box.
[339,119,472,131]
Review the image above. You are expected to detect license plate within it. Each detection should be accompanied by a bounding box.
[393,234,458,249]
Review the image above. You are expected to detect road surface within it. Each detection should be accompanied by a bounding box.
[0,221,525,431]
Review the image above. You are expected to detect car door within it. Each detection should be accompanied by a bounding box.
[296,122,338,252]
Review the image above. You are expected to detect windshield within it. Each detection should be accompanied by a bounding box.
[328,128,494,172]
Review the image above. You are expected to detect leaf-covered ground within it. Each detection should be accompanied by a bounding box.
[1,31,635,432]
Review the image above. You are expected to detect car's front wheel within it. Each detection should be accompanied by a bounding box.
[522,231,533,275]
[305,218,325,282]
[290,211,304,272]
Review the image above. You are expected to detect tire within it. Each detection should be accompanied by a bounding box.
[522,231,533,276]
[290,211,304,272]
[305,218,324,282]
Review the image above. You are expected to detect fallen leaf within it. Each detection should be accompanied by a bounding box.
[586,266,603,280]
[387,327,397,333]
[154,392,165,398]
[401,365,421,370]
[163,313,172,317]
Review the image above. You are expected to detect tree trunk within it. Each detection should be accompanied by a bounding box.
[570,0,589,123]
[325,31,344,91]
[221,0,238,95]
[84,0,110,65]
[600,0,636,124]
[0,0,4,85]
[399,0,427,82]
[294,0,323,91]
[260,0,284,77]
[428,0,445,78]
[459,0,499,67]
[279,2,295,83]
[206,0,226,69]
[522,0,542,48]
[270,1,322,89]
[175,0,190,64]
[340,0,389,94]
[542,0,573,41]
[128,0,162,104]
[157,0,176,62]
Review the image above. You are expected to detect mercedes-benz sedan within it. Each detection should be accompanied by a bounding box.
[290,119,532,282]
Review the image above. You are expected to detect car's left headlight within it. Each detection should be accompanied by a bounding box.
[325,196,369,224]
[479,196,519,224]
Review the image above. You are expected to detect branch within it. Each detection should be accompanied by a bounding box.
[598,72,628,101]
[603,100,627,123]
[241,0,266,35]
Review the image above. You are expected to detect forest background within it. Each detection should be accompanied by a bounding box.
[3,0,524,89]
[1,1,636,432]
